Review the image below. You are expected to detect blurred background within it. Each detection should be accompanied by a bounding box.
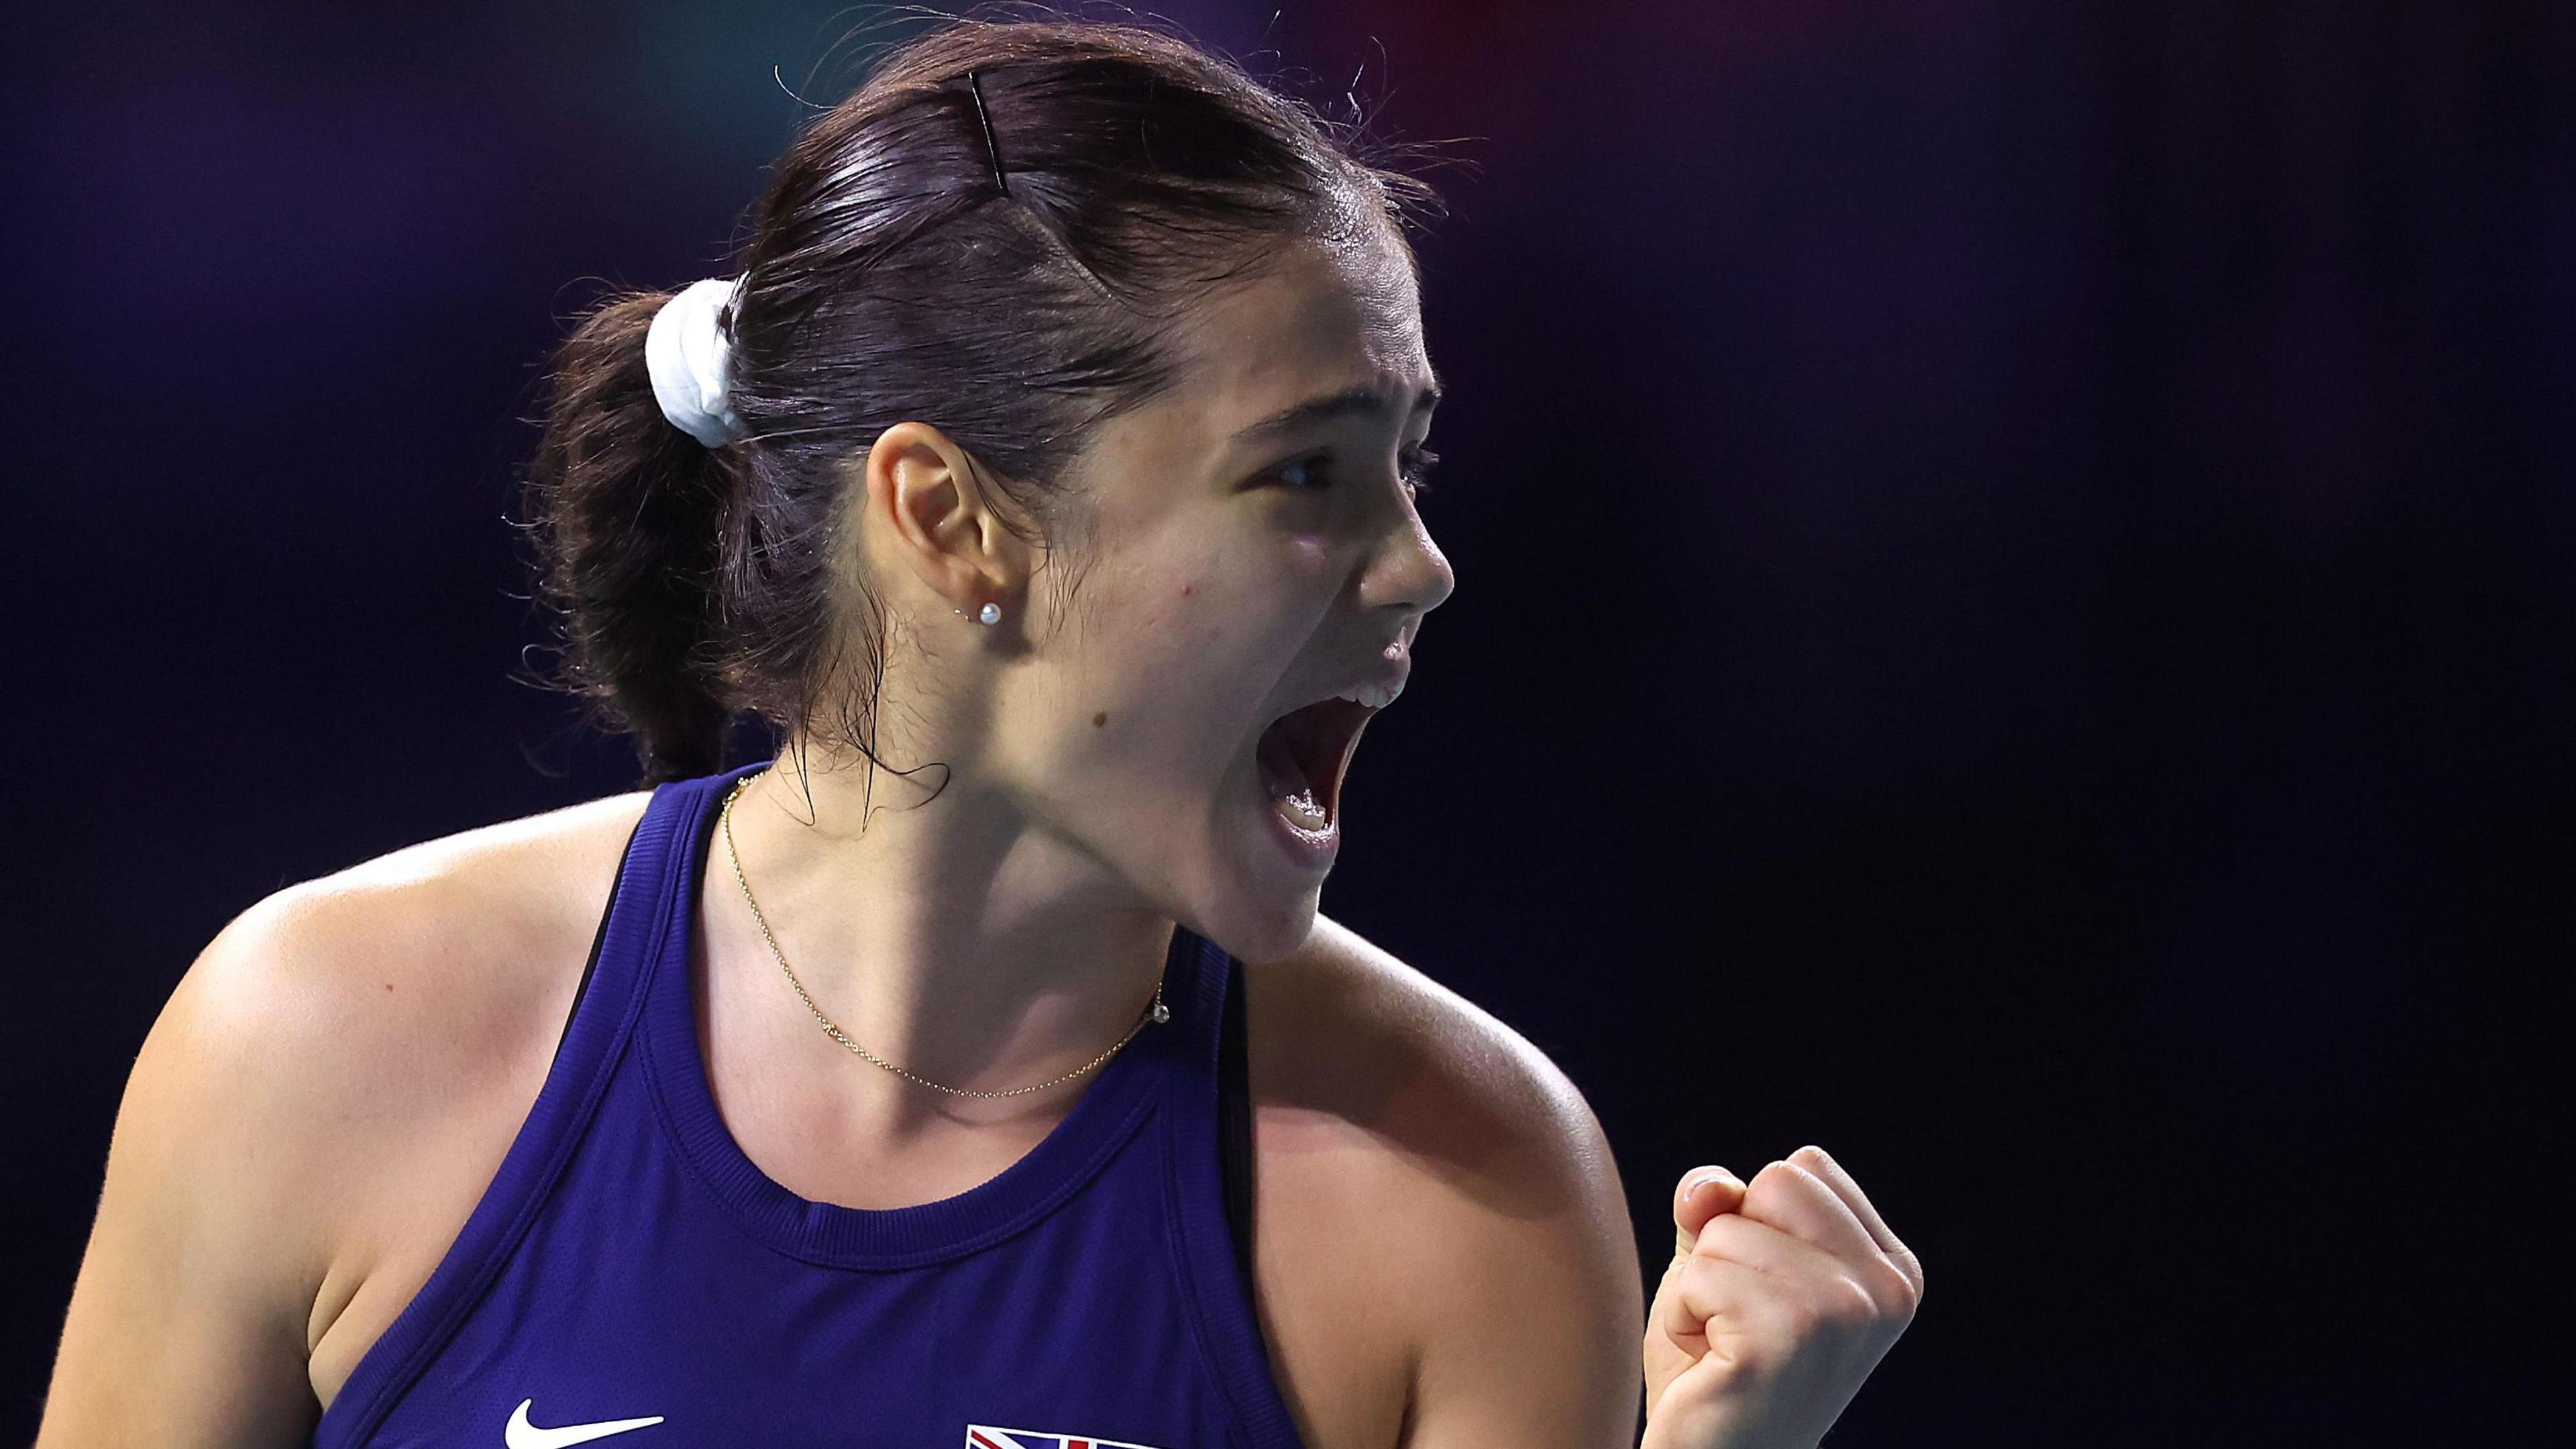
[5,0,2571,1442]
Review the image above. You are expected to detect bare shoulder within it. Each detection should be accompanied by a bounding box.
[178,788,655,1115]
[42,787,655,1443]
[197,789,654,1337]
[144,788,657,1255]
[1242,914,1644,1449]
[1247,913,1618,1193]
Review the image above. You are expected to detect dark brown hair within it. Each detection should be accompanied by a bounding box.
[525,13,1440,786]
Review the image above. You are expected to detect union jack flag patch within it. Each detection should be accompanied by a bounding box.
[965,1426,1167,1449]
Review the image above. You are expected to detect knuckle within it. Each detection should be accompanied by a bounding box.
[1865,1258,1921,1319]
[1890,1244,1927,1305]
[1686,1213,1743,1263]
[1821,1274,1881,1332]
[1676,1256,1728,1304]
[1776,1289,1824,1338]
[1707,1344,1768,1386]
[1741,1160,1803,1211]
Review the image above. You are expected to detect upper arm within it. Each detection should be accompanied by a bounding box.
[36,792,643,1447]
[1252,920,1644,1449]
[40,892,392,1448]
[1395,1034,1644,1449]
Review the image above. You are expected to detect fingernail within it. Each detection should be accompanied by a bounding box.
[1683,1167,1742,1201]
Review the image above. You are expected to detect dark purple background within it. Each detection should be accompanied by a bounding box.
[5,1,2570,1442]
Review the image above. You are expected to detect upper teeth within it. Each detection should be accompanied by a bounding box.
[1333,680,1401,710]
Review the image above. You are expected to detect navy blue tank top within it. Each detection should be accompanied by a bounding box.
[313,761,1303,1449]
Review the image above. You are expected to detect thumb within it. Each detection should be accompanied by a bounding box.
[1670,1165,1746,1255]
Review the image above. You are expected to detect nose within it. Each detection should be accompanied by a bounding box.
[1361,496,1456,625]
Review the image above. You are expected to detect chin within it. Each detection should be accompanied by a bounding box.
[1193,887,1321,968]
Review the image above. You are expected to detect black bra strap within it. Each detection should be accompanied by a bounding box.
[553,815,645,1064]
[1217,955,1256,1298]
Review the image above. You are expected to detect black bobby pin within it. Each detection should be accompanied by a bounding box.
[965,69,1009,195]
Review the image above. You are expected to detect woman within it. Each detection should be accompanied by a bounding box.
[38,17,1919,1449]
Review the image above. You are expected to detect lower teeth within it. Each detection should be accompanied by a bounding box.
[1271,784,1331,832]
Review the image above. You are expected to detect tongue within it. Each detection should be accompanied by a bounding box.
[1256,716,1316,802]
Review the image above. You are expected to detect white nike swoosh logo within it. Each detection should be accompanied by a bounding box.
[504,1399,665,1449]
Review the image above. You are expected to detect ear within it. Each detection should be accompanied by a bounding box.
[857,421,1030,614]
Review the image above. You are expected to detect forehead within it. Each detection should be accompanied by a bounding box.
[1128,229,1432,461]
[1180,228,1427,396]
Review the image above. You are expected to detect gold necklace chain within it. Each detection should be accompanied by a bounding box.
[718,775,1170,1100]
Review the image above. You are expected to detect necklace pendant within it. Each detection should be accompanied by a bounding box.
[1150,1000,1171,1024]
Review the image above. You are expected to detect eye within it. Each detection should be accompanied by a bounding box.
[1269,454,1332,492]
[1399,447,1440,496]
[1260,449,1439,499]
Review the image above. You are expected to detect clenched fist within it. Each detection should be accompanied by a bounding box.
[1642,1145,1923,1449]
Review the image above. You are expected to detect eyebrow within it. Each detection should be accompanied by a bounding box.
[1228,380,1444,448]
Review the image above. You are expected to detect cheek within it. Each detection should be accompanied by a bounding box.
[1082,576,1246,732]
[1079,532,1334,734]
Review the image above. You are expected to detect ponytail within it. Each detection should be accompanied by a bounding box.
[527,289,737,784]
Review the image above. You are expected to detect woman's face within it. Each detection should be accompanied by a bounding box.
[997,227,1454,961]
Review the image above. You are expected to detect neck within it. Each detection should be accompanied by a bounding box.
[705,743,1177,1119]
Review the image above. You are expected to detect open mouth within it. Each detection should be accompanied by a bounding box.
[1254,695,1377,830]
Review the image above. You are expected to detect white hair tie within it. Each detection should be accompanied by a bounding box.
[644,275,747,447]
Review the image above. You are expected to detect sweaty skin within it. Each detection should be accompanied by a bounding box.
[36,221,1916,1449]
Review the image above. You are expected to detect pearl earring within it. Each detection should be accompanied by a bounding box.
[955,602,1002,625]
